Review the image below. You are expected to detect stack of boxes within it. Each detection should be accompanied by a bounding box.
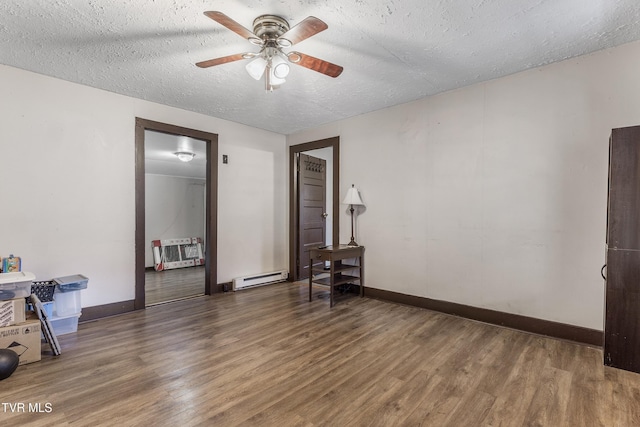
[0,272,42,365]
[50,274,87,335]
[29,275,86,335]
[0,271,88,365]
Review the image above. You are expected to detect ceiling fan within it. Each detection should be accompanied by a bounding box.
[196,11,343,91]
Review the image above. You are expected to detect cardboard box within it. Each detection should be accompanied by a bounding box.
[0,317,41,365]
[0,298,26,327]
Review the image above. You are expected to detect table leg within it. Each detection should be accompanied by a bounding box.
[309,253,313,302]
[329,260,334,308]
[360,254,365,298]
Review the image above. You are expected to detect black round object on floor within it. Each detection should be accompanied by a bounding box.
[0,349,19,380]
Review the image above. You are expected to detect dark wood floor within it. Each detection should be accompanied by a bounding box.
[2,282,639,426]
[145,266,205,306]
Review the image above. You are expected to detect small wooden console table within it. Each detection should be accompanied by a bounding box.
[309,244,365,307]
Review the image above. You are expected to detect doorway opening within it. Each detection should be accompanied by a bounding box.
[135,118,218,310]
[289,137,340,282]
[144,131,206,305]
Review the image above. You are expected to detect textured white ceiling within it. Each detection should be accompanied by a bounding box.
[1,0,639,134]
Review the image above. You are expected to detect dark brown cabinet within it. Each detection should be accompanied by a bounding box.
[604,125,640,373]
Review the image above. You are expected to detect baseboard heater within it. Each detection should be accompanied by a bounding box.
[232,270,288,291]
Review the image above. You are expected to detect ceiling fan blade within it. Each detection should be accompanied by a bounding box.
[196,53,247,68]
[204,11,261,43]
[289,52,343,78]
[278,16,328,46]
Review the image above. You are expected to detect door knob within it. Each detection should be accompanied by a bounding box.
[322,213,328,218]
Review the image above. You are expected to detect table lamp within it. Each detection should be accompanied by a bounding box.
[342,184,364,246]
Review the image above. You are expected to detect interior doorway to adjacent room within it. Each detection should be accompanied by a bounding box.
[144,130,206,305]
[289,137,340,282]
[134,118,218,310]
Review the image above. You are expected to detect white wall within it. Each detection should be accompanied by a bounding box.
[217,144,286,280]
[144,174,205,268]
[288,40,640,331]
[0,64,287,308]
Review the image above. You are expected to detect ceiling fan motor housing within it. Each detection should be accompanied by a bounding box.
[252,15,290,42]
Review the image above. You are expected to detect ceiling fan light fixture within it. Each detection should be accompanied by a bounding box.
[269,66,286,86]
[271,53,290,79]
[198,12,343,89]
[174,152,196,162]
[245,56,268,80]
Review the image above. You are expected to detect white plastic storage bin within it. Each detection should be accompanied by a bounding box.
[0,271,35,300]
[53,290,81,317]
[50,314,80,335]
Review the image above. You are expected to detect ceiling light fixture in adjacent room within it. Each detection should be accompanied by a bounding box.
[174,136,196,162]
[174,151,196,162]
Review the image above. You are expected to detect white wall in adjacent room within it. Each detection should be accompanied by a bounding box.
[144,175,205,268]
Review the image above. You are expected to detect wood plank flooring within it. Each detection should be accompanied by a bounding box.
[145,266,205,306]
[2,282,639,426]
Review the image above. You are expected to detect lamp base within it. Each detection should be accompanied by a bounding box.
[347,205,359,247]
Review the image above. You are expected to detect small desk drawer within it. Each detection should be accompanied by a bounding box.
[312,251,332,262]
[311,246,363,262]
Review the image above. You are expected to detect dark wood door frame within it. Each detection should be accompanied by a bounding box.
[135,118,218,310]
[289,137,340,282]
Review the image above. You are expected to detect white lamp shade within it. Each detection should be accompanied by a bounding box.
[342,186,364,206]
[269,66,286,86]
[271,54,290,79]
[245,57,268,80]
